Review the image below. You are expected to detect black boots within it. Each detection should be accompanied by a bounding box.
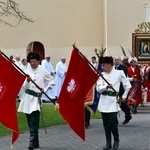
[122,115,132,124]
[103,130,112,150]
[113,136,119,150]
[112,128,119,150]
[34,132,39,148]
[103,143,111,150]
[28,133,34,150]
[28,132,39,150]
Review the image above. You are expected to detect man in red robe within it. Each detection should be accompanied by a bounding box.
[127,57,142,113]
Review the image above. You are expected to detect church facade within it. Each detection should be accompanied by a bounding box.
[0,0,149,65]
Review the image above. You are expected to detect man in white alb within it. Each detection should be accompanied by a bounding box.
[54,57,67,97]
[41,55,56,102]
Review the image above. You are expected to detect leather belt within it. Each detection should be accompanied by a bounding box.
[25,89,42,97]
[102,91,118,97]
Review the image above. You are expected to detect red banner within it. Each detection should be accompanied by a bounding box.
[0,54,26,144]
[57,48,99,141]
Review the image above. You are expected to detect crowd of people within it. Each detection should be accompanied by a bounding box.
[10,54,67,103]
[9,52,150,150]
[85,54,150,150]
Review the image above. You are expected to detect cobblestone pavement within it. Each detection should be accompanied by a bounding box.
[0,103,150,150]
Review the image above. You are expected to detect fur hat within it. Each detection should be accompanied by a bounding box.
[99,56,113,65]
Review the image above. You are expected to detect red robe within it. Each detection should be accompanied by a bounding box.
[84,86,94,113]
[143,65,150,102]
[127,65,142,105]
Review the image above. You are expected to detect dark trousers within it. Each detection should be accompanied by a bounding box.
[85,108,91,126]
[120,101,131,119]
[26,111,40,133]
[101,112,119,149]
[101,112,118,131]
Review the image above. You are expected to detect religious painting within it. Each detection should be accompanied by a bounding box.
[132,33,150,63]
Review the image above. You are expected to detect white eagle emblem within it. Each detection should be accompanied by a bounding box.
[67,79,76,93]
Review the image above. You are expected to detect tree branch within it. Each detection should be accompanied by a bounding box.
[0,0,34,27]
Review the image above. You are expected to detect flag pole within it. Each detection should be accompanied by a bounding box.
[0,51,55,105]
[73,44,100,76]
[73,44,121,105]
[73,44,112,85]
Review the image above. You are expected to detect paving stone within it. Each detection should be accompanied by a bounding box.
[0,103,150,150]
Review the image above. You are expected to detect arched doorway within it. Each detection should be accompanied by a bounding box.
[26,41,45,62]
